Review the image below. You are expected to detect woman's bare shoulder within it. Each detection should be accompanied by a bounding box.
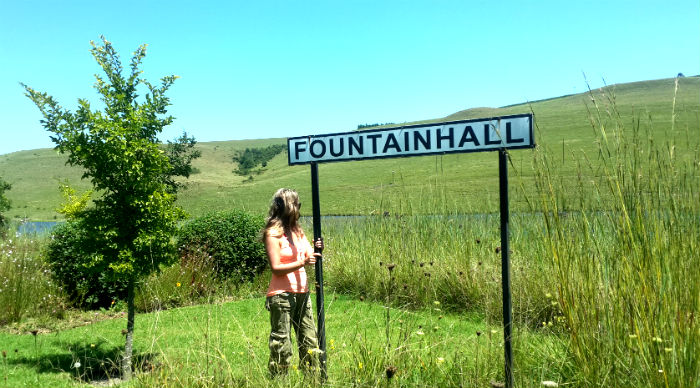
[265,226,284,239]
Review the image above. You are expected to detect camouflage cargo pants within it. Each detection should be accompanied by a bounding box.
[265,292,318,375]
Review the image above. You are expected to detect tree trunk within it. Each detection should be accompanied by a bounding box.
[122,278,135,380]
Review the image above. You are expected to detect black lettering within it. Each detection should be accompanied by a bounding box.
[414,130,431,150]
[310,140,327,158]
[458,125,480,147]
[349,136,363,155]
[367,134,382,153]
[437,127,454,149]
[382,133,401,153]
[484,124,501,145]
[329,138,344,157]
[505,122,524,144]
[404,131,410,151]
[294,141,307,160]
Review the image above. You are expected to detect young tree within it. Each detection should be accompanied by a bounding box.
[23,37,186,380]
[0,176,10,232]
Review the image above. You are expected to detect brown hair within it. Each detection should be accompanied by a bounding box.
[262,188,302,239]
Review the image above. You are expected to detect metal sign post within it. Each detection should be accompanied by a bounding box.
[310,162,327,380]
[291,114,534,385]
[499,149,513,388]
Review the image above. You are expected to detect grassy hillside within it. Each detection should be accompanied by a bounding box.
[1,76,698,221]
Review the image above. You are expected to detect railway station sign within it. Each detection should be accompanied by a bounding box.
[288,113,534,165]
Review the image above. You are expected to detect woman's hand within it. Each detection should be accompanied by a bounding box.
[304,254,318,266]
[314,237,324,252]
[303,237,324,266]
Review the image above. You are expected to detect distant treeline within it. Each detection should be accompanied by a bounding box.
[232,144,286,176]
[357,122,395,130]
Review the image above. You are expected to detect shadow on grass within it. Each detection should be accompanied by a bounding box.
[7,339,157,383]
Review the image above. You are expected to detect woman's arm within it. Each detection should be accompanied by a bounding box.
[265,234,316,275]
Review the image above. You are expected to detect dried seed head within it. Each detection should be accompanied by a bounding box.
[2,350,6,358]
[495,246,501,254]
[419,262,425,267]
[385,365,398,379]
[386,263,396,271]
[476,239,481,244]
[30,329,38,336]
[476,331,482,336]
[359,295,365,302]
[379,261,383,266]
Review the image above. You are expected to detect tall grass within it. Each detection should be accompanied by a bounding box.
[135,250,268,312]
[321,214,559,329]
[318,79,699,386]
[530,81,700,387]
[0,230,66,325]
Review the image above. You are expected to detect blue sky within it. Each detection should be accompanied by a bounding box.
[1,0,698,155]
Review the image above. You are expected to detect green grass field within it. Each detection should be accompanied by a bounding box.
[1,76,698,221]
[1,295,567,387]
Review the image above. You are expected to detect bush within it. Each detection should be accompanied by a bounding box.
[232,144,285,176]
[45,221,129,309]
[178,210,267,282]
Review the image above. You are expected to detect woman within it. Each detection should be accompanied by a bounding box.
[262,188,323,375]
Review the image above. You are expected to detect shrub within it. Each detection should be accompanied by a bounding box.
[232,144,285,175]
[178,210,267,282]
[0,176,11,233]
[45,221,129,309]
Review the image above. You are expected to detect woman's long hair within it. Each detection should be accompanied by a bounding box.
[262,188,302,239]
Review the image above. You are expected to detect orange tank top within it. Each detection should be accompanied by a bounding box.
[266,231,313,296]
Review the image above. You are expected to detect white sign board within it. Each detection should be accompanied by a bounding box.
[288,113,534,165]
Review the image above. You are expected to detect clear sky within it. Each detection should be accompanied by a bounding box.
[1,0,698,155]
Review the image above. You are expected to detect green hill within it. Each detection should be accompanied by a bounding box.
[1,76,698,221]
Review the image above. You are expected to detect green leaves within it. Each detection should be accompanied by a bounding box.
[23,37,187,287]
[0,175,11,230]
